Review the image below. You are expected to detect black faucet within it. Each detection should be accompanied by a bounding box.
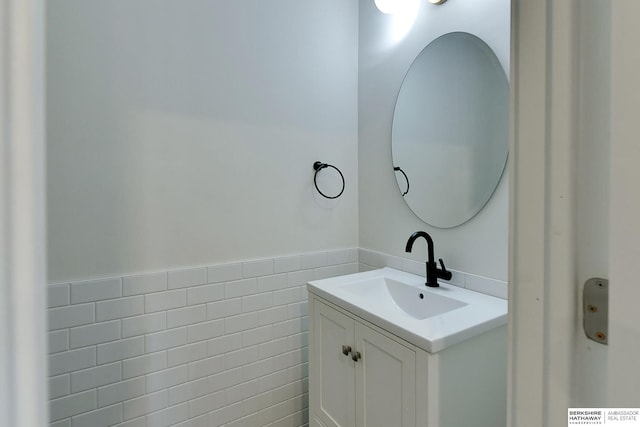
[405,231,452,288]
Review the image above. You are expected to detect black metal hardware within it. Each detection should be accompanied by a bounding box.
[394,166,410,196]
[342,345,352,356]
[351,351,361,362]
[313,161,345,199]
[405,231,452,288]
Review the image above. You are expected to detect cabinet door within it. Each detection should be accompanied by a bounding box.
[354,322,416,427]
[313,301,356,427]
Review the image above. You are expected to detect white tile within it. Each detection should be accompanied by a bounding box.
[287,301,308,319]
[257,274,288,292]
[48,284,70,308]
[187,318,225,343]
[145,289,186,313]
[48,303,94,331]
[206,298,242,320]
[225,346,258,370]
[145,327,187,353]
[168,268,207,289]
[167,342,208,367]
[224,312,257,334]
[257,306,289,326]
[242,258,274,278]
[465,273,508,299]
[145,402,189,427]
[187,283,224,305]
[401,258,425,277]
[207,401,244,427]
[301,252,328,269]
[71,278,122,304]
[242,358,275,382]
[167,305,206,328]
[72,403,123,427]
[97,336,144,365]
[272,288,301,306]
[50,389,96,422]
[122,312,166,338]
[208,367,244,393]
[122,351,167,379]
[358,248,380,267]
[175,414,208,427]
[167,377,209,405]
[286,269,315,288]
[123,390,167,420]
[96,296,144,322]
[98,377,146,408]
[257,336,287,360]
[287,332,308,350]
[122,272,167,296]
[314,265,339,280]
[273,255,302,274]
[358,263,377,272]
[272,318,304,340]
[380,253,404,270]
[49,329,69,354]
[50,347,96,376]
[71,362,122,393]
[439,268,466,288]
[187,389,226,418]
[50,374,70,399]
[242,325,274,347]
[146,365,188,393]
[207,263,242,284]
[207,333,243,357]
[327,248,358,265]
[226,378,260,405]
[337,263,360,275]
[273,348,306,372]
[224,278,258,299]
[242,292,273,313]
[69,320,120,348]
[113,417,146,427]
[187,355,225,381]
[51,419,71,427]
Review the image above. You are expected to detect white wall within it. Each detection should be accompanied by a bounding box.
[47,0,359,283]
[358,0,510,281]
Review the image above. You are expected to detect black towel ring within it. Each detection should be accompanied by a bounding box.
[394,166,410,196]
[313,161,345,199]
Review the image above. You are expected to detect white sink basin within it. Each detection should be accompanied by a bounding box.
[342,277,468,320]
[308,267,507,353]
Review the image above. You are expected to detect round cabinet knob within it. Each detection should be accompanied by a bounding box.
[342,345,352,356]
[351,351,361,362]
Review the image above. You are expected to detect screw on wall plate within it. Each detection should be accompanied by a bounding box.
[595,332,606,341]
[588,305,598,313]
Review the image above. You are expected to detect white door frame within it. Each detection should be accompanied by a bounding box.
[607,1,640,406]
[510,0,640,424]
[508,0,578,425]
[0,0,48,426]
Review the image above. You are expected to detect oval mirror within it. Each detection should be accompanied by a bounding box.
[392,32,508,228]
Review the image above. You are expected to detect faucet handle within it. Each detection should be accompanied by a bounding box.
[438,258,453,281]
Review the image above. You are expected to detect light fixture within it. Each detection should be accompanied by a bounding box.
[375,0,446,13]
[374,0,420,15]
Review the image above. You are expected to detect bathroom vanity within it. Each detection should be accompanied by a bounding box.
[307,268,507,427]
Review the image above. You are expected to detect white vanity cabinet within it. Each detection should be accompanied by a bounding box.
[308,293,507,427]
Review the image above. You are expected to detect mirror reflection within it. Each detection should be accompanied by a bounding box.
[392,32,508,228]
